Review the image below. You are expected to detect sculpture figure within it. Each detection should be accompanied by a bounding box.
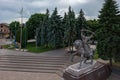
[71,29,95,67]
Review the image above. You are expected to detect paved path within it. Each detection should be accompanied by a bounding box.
[0,71,61,80]
[107,67,120,80]
[108,73,120,80]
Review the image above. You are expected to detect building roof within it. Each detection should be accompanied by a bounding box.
[0,23,9,28]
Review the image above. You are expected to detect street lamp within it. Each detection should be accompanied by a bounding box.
[15,22,16,42]
[36,28,39,48]
[20,8,23,50]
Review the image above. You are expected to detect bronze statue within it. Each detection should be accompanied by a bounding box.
[71,29,95,67]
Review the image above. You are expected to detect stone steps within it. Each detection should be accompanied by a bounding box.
[0,55,68,58]
[0,62,65,67]
[0,67,57,73]
[0,58,68,64]
[0,63,65,68]
[0,60,66,65]
[0,59,68,62]
[0,55,70,77]
[0,65,63,70]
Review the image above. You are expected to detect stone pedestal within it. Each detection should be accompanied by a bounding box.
[63,61,111,80]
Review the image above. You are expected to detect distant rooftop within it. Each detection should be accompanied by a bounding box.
[0,23,9,27]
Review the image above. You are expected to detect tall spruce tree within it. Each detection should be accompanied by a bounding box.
[9,21,20,38]
[36,14,46,46]
[44,9,50,48]
[86,19,99,41]
[49,7,63,48]
[97,0,120,64]
[40,9,50,47]
[62,12,68,47]
[76,9,87,39]
[64,6,76,52]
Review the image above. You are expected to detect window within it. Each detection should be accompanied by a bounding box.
[1,25,3,28]
[4,30,6,32]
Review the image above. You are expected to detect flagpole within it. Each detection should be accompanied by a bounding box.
[66,0,70,7]
[20,8,23,50]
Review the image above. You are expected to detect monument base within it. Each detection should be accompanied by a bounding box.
[63,61,111,80]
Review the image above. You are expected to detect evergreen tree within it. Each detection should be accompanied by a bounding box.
[37,14,46,46]
[9,21,20,38]
[44,9,50,48]
[39,9,50,47]
[16,28,20,43]
[64,6,76,52]
[97,0,120,64]
[76,9,87,39]
[62,12,68,46]
[21,27,28,48]
[16,26,28,49]
[86,19,99,41]
[86,19,99,32]
[49,7,63,48]
[40,15,46,46]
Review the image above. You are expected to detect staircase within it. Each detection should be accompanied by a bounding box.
[0,55,70,76]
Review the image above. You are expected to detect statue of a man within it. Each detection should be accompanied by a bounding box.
[71,29,95,66]
[81,29,94,45]
[81,29,95,63]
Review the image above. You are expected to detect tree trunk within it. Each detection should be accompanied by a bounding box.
[109,58,112,66]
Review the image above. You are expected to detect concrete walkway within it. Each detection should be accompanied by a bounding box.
[0,71,61,80]
[108,73,120,80]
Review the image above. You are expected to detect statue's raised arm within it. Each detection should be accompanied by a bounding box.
[81,29,94,43]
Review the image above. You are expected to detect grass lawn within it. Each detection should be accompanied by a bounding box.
[2,44,14,49]
[2,42,54,53]
[94,49,99,59]
[26,42,54,53]
[113,62,120,67]
[2,45,9,48]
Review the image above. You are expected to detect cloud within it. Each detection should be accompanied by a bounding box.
[3,18,28,24]
[0,0,120,23]
[30,1,50,8]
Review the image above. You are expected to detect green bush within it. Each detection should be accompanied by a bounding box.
[94,49,99,59]
[27,42,54,53]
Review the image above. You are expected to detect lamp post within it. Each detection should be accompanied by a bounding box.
[20,8,23,50]
[36,28,39,48]
[15,22,16,42]
[24,23,26,49]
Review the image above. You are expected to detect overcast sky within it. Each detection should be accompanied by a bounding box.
[0,0,120,23]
